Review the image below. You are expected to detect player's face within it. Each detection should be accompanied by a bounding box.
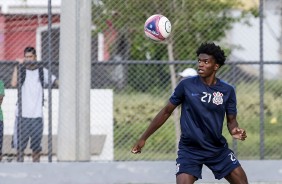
[197,53,219,78]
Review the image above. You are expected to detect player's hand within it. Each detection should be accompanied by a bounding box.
[131,139,146,154]
[231,127,247,141]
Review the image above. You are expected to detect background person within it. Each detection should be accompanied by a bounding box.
[11,46,58,162]
[178,67,197,79]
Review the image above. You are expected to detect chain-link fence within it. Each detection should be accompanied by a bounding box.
[0,0,281,162]
[94,61,282,161]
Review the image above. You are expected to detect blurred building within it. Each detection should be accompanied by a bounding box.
[0,0,117,63]
[0,0,61,61]
[227,0,282,79]
[0,0,281,73]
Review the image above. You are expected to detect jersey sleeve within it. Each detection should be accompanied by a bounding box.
[226,86,237,115]
[169,80,185,106]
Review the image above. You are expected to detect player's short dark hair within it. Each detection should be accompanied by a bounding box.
[24,46,36,56]
[196,42,226,67]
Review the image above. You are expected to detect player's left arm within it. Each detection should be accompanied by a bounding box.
[227,114,247,141]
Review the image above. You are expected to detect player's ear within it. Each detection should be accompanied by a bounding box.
[214,64,219,71]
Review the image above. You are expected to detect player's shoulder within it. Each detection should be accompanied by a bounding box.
[218,79,235,90]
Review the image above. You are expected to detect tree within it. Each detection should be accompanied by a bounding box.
[92,0,255,149]
[92,0,253,60]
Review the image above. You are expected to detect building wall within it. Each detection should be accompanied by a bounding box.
[0,15,5,59]
[0,14,60,61]
[228,0,282,79]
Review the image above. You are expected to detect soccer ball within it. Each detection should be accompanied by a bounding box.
[144,14,171,41]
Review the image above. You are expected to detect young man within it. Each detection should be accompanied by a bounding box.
[131,43,248,184]
[11,46,58,162]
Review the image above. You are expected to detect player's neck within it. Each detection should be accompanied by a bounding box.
[200,75,217,86]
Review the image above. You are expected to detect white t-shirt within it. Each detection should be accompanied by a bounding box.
[16,68,56,118]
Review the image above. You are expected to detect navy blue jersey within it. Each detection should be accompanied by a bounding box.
[170,76,237,156]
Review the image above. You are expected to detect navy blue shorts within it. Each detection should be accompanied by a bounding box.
[12,117,43,152]
[176,147,240,180]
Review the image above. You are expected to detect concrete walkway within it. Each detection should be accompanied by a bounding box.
[0,160,281,184]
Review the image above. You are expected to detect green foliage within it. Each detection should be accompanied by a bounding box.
[265,79,282,99]
[92,0,255,60]
[92,0,256,92]
[114,93,176,160]
[127,64,171,92]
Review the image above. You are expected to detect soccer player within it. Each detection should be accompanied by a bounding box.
[131,42,248,184]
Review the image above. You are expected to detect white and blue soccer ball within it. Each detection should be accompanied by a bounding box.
[144,14,171,41]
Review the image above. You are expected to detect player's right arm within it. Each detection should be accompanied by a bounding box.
[131,101,177,154]
[227,114,247,141]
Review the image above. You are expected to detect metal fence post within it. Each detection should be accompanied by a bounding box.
[259,0,265,160]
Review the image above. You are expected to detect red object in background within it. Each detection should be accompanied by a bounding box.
[0,14,60,61]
